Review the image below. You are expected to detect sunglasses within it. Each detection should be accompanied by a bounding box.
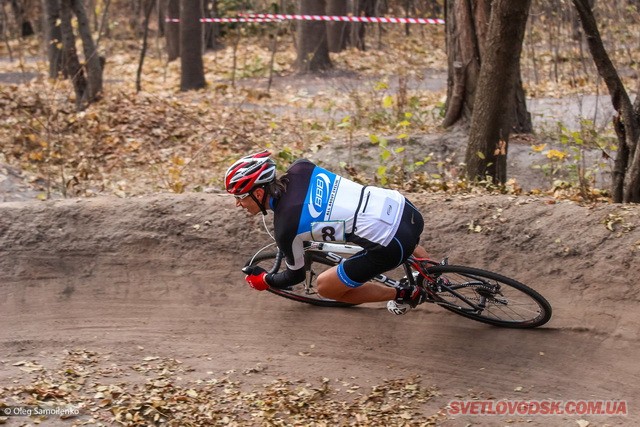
[234,192,251,200]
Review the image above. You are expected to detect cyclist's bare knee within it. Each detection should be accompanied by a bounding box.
[316,269,347,299]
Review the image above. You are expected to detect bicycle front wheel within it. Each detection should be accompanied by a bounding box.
[419,265,552,328]
[247,252,357,308]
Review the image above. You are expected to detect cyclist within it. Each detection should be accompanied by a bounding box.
[225,150,429,315]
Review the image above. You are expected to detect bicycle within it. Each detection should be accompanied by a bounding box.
[244,240,552,328]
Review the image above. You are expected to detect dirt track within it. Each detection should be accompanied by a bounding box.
[1,193,638,426]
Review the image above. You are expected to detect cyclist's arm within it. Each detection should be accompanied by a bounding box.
[266,234,306,289]
[266,267,305,289]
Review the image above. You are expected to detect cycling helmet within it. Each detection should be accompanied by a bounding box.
[225,150,276,196]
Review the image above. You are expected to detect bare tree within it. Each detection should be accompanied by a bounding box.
[326,0,348,53]
[295,0,332,72]
[69,0,103,104]
[443,0,531,133]
[179,0,206,91]
[10,0,34,37]
[58,0,88,108]
[163,0,180,61]
[136,0,155,92]
[349,0,377,51]
[442,0,487,128]
[465,0,531,184]
[43,0,103,109]
[202,0,221,50]
[42,0,64,77]
[572,0,640,202]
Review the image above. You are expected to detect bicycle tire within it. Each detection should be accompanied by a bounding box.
[419,265,552,328]
[247,251,357,308]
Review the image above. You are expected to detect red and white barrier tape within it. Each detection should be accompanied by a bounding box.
[242,13,444,25]
[165,18,280,23]
[166,14,444,25]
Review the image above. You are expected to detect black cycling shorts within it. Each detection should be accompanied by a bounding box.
[337,200,424,287]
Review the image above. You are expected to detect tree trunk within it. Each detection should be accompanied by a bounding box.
[513,71,533,133]
[164,0,180,61]
[202,0,221,50]
[326,0,348,53]
[349,0,376,51]
[442,0,485,127]
[59,0,87,109]
[295,0,332,73]
[42,0,65,78]
[128,0,142,35]
[11,0,34,37]
[157,0,166,36]
[70,0,103,104]
[465,0,531,184]
[443,0,532,133]
[572,0,640,202]
[179,0,206,91]
[136,0,155,92]
[96,0,111,40]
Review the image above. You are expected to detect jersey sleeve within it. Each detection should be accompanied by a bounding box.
[285,234,306,270]
[267,222,308,289]
[266,231,306,288]
[266,266,306,289]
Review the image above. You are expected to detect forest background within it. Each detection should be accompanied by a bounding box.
[1,0,639,204]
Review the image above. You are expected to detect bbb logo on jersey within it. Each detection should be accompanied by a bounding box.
[307,172,331,219]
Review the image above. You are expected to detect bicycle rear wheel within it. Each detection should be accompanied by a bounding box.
[247,252,357,308]
[419,265,552,328]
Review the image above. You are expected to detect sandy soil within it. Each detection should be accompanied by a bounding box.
[1,192,638,426]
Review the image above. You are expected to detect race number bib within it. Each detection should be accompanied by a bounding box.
[311,221,346,242]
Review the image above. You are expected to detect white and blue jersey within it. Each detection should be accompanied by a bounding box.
[271,160,405,273]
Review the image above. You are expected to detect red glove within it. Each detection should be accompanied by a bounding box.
[243,266,269,291]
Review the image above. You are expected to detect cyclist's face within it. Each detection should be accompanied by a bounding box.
[236,188,263,215]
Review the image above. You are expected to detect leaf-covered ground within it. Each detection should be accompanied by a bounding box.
[1,349,442,426]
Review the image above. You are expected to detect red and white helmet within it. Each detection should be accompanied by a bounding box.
[224,151,276,196]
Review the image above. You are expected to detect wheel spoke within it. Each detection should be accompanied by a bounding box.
[421,265,551,328]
